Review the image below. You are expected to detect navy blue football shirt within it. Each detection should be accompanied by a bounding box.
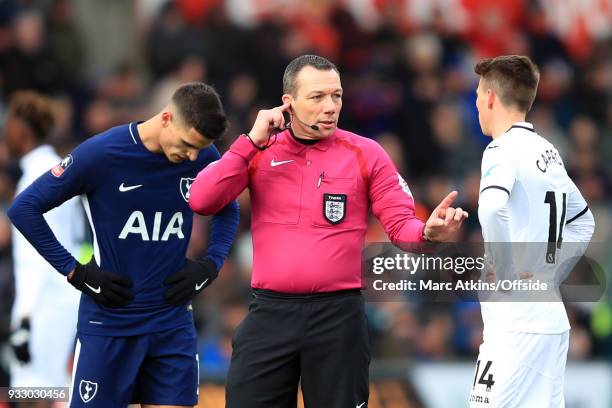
[8,122,239,336]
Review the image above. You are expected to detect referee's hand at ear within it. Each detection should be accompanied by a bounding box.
[247,102,291,146]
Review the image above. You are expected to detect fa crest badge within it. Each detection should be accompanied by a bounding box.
[180,177,195,202]
[323,193,346,224]
[51,154,73,177]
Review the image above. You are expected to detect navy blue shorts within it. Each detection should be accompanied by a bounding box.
[69,325,198,408]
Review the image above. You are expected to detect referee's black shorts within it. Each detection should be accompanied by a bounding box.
[226,289,370,408]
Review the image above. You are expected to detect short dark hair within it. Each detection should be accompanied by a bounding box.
[8,90,55,143]
[171,82,228,140]
[283,54,339,96]
[474,55,540,113]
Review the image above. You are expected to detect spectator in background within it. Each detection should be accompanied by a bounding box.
[148,55,207,115]
[46,0,84,90]
[145,1,205,80]
[0,10,63,97]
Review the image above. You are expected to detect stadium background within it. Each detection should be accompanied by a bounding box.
[0,0,610,406]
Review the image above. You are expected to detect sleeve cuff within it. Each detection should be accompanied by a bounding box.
[419,224,428,242]
[60,257,78,277]
[229,134,260,162]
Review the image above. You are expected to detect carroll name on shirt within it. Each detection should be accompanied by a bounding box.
[536,149,564,173]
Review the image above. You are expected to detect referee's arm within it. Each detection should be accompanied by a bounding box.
[190,136,254,215]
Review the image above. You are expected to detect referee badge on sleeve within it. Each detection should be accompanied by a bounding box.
[323,193,346,224]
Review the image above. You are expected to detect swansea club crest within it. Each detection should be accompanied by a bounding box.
[180,177,195,202]
[323,193,346,224]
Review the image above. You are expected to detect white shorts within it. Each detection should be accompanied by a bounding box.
[11,300,78,387]
[469,330,569,408]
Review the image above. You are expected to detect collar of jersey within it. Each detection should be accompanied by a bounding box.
[498,122,535,143]
[284,128,335,153]
[507,121,534,132]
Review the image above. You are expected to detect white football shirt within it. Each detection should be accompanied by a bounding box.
[478,122,594,335]
[11,145,83,327]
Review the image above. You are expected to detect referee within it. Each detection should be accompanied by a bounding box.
[189,54,467,408]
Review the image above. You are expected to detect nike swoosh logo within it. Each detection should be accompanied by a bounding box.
[85,283,101,294]
[195,278,209,291]
[119,183,143,192]
[487,145,500,150]
[271,159,294,167]
[357,403,366,408]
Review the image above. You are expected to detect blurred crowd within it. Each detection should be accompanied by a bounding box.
[0,0,610,383]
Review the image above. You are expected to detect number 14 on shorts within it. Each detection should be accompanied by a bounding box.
[473,359,495,391]
[470,359,496,405]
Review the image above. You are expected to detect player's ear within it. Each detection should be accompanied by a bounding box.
[161,111,173,127]
[486,89,495,110]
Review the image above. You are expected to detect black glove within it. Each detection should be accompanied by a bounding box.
[163,258,218,306]
[9,317,31,363]
[69,259,134,307]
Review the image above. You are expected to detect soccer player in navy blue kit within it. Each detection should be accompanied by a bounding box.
[7,82,240,408]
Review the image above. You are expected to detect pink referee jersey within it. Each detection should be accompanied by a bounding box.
[189,128,425,293]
